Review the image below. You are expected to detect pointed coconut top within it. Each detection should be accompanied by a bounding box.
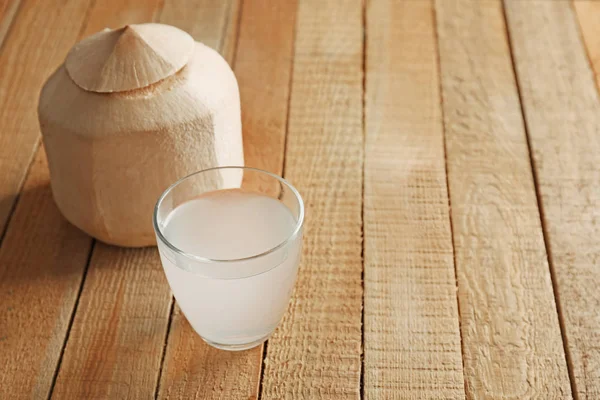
[65,23,195,93]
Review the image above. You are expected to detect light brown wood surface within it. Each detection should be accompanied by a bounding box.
[505,1,600,398]
[51,245,172,399]
[436,0,571,397]
[80,0,163,38]
[157,0,296,398]
[574,1,600,91]
[363,0,464,398]
[158,306,262,400]
[236,0,297,175]
[260,0,364,398]
[0,149,92,399]
[159,0,240,63]
[0,0,20,46]
[0,0,91,235]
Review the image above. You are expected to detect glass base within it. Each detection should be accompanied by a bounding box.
[202,334,270,351]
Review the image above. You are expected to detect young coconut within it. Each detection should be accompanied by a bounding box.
[38,23,243,247]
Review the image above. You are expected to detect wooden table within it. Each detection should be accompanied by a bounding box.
[1,0,599,398]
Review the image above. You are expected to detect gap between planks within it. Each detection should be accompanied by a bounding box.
[431,0,469,395]
[0,0,34,244]
[572,0,600,96]
[359,0,367,397]
[256,3,300,400]
[0,139,40,245]
[500,1,578,398]
[153,294,175,400]
[0,0,23,51]
[46,240,96,399]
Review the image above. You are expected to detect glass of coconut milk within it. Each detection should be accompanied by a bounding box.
[153,167,304,351]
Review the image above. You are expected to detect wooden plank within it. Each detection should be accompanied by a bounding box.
[363,0,464,398]
[159,0,238,58]
[158,307,263,400]
[0,149,91,399]
[220,0,241,66]
[504,1,600,398]
[157,0,297,398]
[0,0,21,46]
[574,1,600,91]
[81,0,163,35]
[260,0,363,398]
[236,0,297,174]
[435,0,572,398]
[0,0,91,238]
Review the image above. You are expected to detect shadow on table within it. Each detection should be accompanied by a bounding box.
[0,182,94,283]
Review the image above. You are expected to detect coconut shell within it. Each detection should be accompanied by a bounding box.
[38,24,243,247]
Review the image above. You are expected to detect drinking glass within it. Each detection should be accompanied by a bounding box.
[153,167,304,351]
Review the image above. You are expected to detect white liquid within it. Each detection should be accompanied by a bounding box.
[157,190,302,348]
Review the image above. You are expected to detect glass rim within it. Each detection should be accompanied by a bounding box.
[153,166,305,264]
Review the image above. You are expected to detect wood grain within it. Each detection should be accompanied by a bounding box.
[260,0,363,398]
[80,0,162,36]
[0,0,20,46]
[159,0,239,61]
[220,0,241,66]
[157,1,297,398]
[0,149,92,399]
[436,0,572,398]
[236,0,297,175]
[158,308,262,400]
[51,245,172,399]
[574,1,600,91]
[363,0,464,398]
[504,1,600,398]
[0,0,91,237]
[47,1,167,399]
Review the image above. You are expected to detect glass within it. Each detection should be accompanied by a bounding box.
[153,166,304,351]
